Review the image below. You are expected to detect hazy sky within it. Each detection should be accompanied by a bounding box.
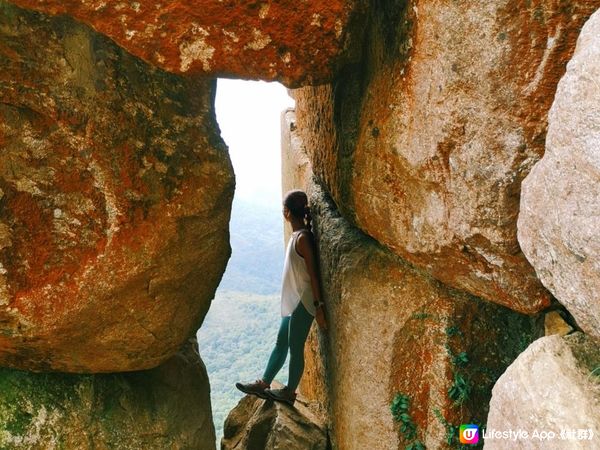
[215,79,295,206]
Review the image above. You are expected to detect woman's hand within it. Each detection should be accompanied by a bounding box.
[315,306,327,330]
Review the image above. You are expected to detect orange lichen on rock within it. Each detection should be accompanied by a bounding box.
[0,3,234,373]
[9,0,367,87]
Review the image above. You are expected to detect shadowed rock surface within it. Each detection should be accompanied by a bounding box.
[291,0,600,313]
[0,2,234,372]
[518,9,600,340]
[0,338,216,450]
[485,333,600,450]
[222,390,327,450]
[8,0,368,87]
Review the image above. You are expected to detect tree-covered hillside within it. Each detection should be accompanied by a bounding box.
[197,290,289,442]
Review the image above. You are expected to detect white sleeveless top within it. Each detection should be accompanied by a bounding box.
[281,230,316,317]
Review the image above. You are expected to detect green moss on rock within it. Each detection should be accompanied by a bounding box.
[0,339,215,449]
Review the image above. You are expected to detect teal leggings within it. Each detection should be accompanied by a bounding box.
[262,301,314,391]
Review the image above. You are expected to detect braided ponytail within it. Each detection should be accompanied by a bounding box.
[304,205,312,232]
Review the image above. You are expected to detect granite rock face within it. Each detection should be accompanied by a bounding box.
[294,180,542,450]
[9,0,367,87]
[281,107,312,245]
[281,109,312,203]
[485,333,600,450]
[291,0,600,313]
[221,393,327,450]
[518,9,600,339]
[0,2,234,372]
[0,338,216,450]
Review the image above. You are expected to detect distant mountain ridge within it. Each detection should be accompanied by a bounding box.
[217,197,285,295]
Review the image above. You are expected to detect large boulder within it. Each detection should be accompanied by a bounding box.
[518,9,600,339]
[485,333,600,449]
[0,337,216,450]
[295,181,542,450]
[291,0,600,313]
[221,392,327,450]
[8,0,367,87]
[0,2,234,372]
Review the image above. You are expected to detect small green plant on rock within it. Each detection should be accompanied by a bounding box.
[448,372,472,406]
[446,325,462,337]
[406,441,426,450]
[452,351,469,368]
[444,323,471,406]
[391,393,416,440]
[391,393,426,450]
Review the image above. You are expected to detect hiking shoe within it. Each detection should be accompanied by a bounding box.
[235,379,270,399]
[265,386,297,406]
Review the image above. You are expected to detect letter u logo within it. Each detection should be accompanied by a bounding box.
[464,429,476,440]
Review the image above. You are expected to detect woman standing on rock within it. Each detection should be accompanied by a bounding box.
[236,189,327,406]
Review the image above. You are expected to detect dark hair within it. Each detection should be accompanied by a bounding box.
[283,189,312,231]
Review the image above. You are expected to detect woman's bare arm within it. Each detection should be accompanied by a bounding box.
[296,231,327,329]
[296,232,321,301]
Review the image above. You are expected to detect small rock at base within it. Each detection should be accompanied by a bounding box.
[545,311,574,337]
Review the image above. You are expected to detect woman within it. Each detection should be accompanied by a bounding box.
[236,189,327,406]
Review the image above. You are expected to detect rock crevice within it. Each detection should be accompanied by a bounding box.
[518,8,600,340]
